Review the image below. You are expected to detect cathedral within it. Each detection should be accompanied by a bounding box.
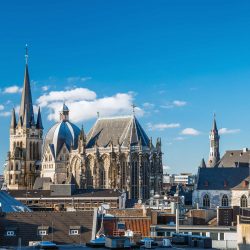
[4,52,163,200]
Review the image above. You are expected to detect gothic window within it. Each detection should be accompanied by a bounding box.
[131,161,138,199]
[99,166,106,189]
[221,194,229,207]
[240,195,248,208]
[121,160,127,190]
[30,164,32,172]
[203,194,210,208]
[14,142,16,149]
[36,142,39,159]
[30,142,32,160]
[20,142,22,148]
[17,141,19,147]
[15,163,18,171]
[33,142,36,160]
[142,160,149,199]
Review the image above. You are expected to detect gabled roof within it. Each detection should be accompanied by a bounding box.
[218,149,250,168]
[86,116,150,148]
[197,166,249,190]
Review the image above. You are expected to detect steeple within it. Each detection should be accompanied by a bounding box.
[207,114,220,167]
[36,107,43,129]
[60,103,69,121]
[18,45,35,128]
[10,108,17,129]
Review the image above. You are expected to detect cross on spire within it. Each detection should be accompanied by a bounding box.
[131,103,136,115]
[25,44,28,64]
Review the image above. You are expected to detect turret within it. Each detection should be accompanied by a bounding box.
[60,103,69,121]
[207,114,220,167]
[10,108,17,130]
[78,125,86,154]
[36,107,43,129]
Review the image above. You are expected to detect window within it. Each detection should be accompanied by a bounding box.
[240,195,248,208]
[220,233,224,240]
[38,230,47,236]
[221,194,229,207]
[69,229,79,235]
[203,194,210,208]
[210,233,218,240]
[6,231,15,237]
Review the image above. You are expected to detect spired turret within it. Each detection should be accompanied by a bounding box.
[207,114,220,167]
[10,108,17,130]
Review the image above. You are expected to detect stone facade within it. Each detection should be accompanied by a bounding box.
[4,61,43,190]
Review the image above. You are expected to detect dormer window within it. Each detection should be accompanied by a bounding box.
[69,226,81,235]
[37,226,49,236]
[5,227,17,237]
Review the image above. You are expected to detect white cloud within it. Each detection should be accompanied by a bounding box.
[0,111,11,117]
[0,105,4,111]
[174,136,185,141]
[42,85,50,91]
[219,128,240,135]
[143,102,155,108]
[147,122,180,131]
[181,128,201,136]
[3,85,22,94]
[173,100,187,107]
[37,87,144,123]
[161,100,187,109]
[66,76,92,84]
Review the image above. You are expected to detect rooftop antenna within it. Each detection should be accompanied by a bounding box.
[25,44,28,64]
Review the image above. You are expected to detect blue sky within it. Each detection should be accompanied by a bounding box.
[0,0,250,174]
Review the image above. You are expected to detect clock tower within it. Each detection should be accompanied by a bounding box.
[207,114,220,167]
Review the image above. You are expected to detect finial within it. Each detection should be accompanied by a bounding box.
[131,103,136,115]
[25,44,28,64]
[97,111,100,118]
[213,112,216,119]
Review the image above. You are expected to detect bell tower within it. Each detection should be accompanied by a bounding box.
[207,114,220,167]
[5,46,43,190]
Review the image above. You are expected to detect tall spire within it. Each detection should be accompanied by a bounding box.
[19,45,35,128]
[36,107,43,129]
[207,114,220,167]
[10,108,17,129]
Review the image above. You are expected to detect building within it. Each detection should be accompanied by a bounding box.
[193,116,250,209]
[4,51,43,190]
[4,49,163,200]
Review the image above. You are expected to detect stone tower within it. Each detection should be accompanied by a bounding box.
[5,48,43,190]
[207,115,220,167]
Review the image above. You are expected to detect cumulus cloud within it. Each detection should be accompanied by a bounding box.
[181,128,201,136]
[147,122,180,131]
[161,100,187,109]
[219,128,240,135]
[3,85,22,94]
[37,87,143,123]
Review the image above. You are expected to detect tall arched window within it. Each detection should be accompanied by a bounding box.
[221,194,229,207]
[203,194,210,208]
[131,161,138,199]
[33,142,36,160]
[30,142,33,160]
[240,195,248,208]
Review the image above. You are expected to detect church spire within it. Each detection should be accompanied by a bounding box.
[10,108,17,129]
[19,45,35,128]
[207,114,220,167]
[36,107,43,129]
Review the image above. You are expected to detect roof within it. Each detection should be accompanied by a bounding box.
[197,166,250,190]
[86,116,150,148]
[218,149,250,167]
[33,177,52,190]
[0,191,31,212]
[231,176,250,190]
[44,120,80,157]
[8,189,123,199]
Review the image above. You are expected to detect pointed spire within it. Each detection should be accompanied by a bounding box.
[19,45,35,128]
[22,105,29,128]
[36,107,43,129]
[200,158,206,168]
[212,113,218,132]
[10,108,17,129]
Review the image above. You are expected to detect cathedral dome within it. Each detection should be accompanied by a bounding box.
[44,104,80,157]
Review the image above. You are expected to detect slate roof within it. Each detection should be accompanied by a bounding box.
[33,177,52,190]
[8,189,122,198]
[0,191,31,212]
[218,149,250,168]
[231,176,250,190]
[86,116,150,148]
[0,211,93,246]
[197,166,250,190]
